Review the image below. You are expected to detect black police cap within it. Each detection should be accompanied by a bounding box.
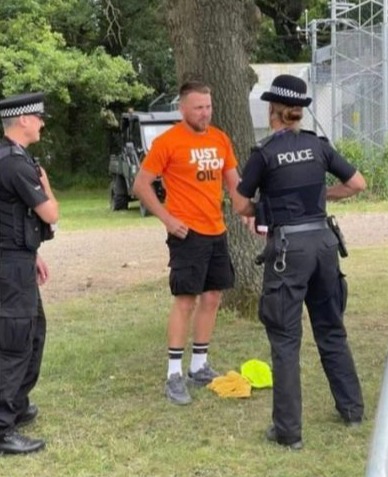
[0,92,45,119]
[261,75,312,107]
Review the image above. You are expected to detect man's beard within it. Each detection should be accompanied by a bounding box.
[186,118,209,133]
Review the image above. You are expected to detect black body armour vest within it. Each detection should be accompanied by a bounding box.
[256,129,327,226]
[0,145,52,251]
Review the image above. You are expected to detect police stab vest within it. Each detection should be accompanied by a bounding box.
[0,145,53,250]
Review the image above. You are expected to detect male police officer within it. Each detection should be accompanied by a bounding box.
[233,75,366,450]
[0,92,59,454]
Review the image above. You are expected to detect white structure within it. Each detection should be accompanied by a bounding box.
[249,63,316,141]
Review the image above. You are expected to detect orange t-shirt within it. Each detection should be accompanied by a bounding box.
[141,122,238,235]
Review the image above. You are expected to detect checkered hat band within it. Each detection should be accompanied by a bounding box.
[270,86,307,100]
[0,102,44,118]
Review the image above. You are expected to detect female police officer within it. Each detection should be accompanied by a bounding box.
[233,74,365,450]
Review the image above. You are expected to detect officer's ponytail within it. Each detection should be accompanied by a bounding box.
[271,103,303,127]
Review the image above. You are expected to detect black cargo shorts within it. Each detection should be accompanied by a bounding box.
[166,230,235,296]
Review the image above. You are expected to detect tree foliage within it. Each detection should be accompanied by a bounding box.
[0,0,151,184]
[252,0,329,62]
[97,0,177,102]
[0,0,328,185]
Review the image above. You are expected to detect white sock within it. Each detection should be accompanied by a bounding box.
[190,343,209,372]
[168,359,183,377]
[167,347,184,378]
[190,352,208,373]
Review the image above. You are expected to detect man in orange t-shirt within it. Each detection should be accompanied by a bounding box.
[133,80,240,405]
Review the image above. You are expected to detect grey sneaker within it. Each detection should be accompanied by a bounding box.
[165,373,192,405]
[187,363,219,387]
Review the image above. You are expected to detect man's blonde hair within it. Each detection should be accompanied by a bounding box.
[179,81,211,100]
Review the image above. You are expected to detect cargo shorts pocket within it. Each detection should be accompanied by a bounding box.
[259,280,284,330]
[169,260,197,295]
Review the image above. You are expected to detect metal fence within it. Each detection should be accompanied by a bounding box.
[310,0,388,154]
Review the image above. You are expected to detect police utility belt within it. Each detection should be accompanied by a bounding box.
[255,217,348,272]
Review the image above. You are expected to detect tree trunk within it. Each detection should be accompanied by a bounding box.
[165,0,265,314]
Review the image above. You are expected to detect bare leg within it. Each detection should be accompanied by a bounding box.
[192,290,222,343]
[167,295,197,348]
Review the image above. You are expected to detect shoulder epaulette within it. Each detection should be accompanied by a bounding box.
[318,135,330,143]
[0,144,26,161]
[251,134,275,152]
[300,129,318,137]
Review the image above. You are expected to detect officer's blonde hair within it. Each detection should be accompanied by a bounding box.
[270,103,303,128]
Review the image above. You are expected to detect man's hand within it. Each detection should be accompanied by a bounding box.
[241,216,268,236]
[38,166,50,193]
[165,215,189,239]
[241,216,256,234]
[36,254,49,286]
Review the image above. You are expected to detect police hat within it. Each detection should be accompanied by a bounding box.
[0,92,45,119]
[261,74,312,107]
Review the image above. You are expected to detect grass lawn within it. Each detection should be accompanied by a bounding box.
[55,189,388,231]
[0,194,386,476]
[55,189,160,231]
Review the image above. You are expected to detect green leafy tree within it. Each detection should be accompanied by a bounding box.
[0,2,151,182]
[252,0,329,62]
[95,0,177,107]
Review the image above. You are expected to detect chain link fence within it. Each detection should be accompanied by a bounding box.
[313,25,386,148]
[310,0,388,198]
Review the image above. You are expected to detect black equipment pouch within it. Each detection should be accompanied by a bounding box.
[254,201,267,233]
[24,209,42,251]
[327,215,348,258]
[27,156,55,243]
[41,222,54,242]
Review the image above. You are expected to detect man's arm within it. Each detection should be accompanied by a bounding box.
[223,168,240,200]
[133,169,189,238]
[232,190,255,217]
[327,171,366,201]
[223,168,255,216]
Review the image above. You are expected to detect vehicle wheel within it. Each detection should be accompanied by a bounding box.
[110,175,128,211]
[139,201,151,217]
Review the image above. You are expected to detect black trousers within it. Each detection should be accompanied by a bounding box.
[0,253,46,434]
[259,228,364,445]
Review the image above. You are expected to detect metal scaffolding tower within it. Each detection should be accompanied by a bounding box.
[311,0,388,151]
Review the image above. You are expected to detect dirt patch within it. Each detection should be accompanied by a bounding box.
[39,213,388,305]
[39,226,169,304]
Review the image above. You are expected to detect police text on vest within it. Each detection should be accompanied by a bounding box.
[277,148,314,165]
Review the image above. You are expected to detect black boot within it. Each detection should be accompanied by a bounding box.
[0,431,45,455]
[265,425,303,450]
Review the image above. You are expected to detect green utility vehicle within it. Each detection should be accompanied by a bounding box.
[108,110,181,216]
